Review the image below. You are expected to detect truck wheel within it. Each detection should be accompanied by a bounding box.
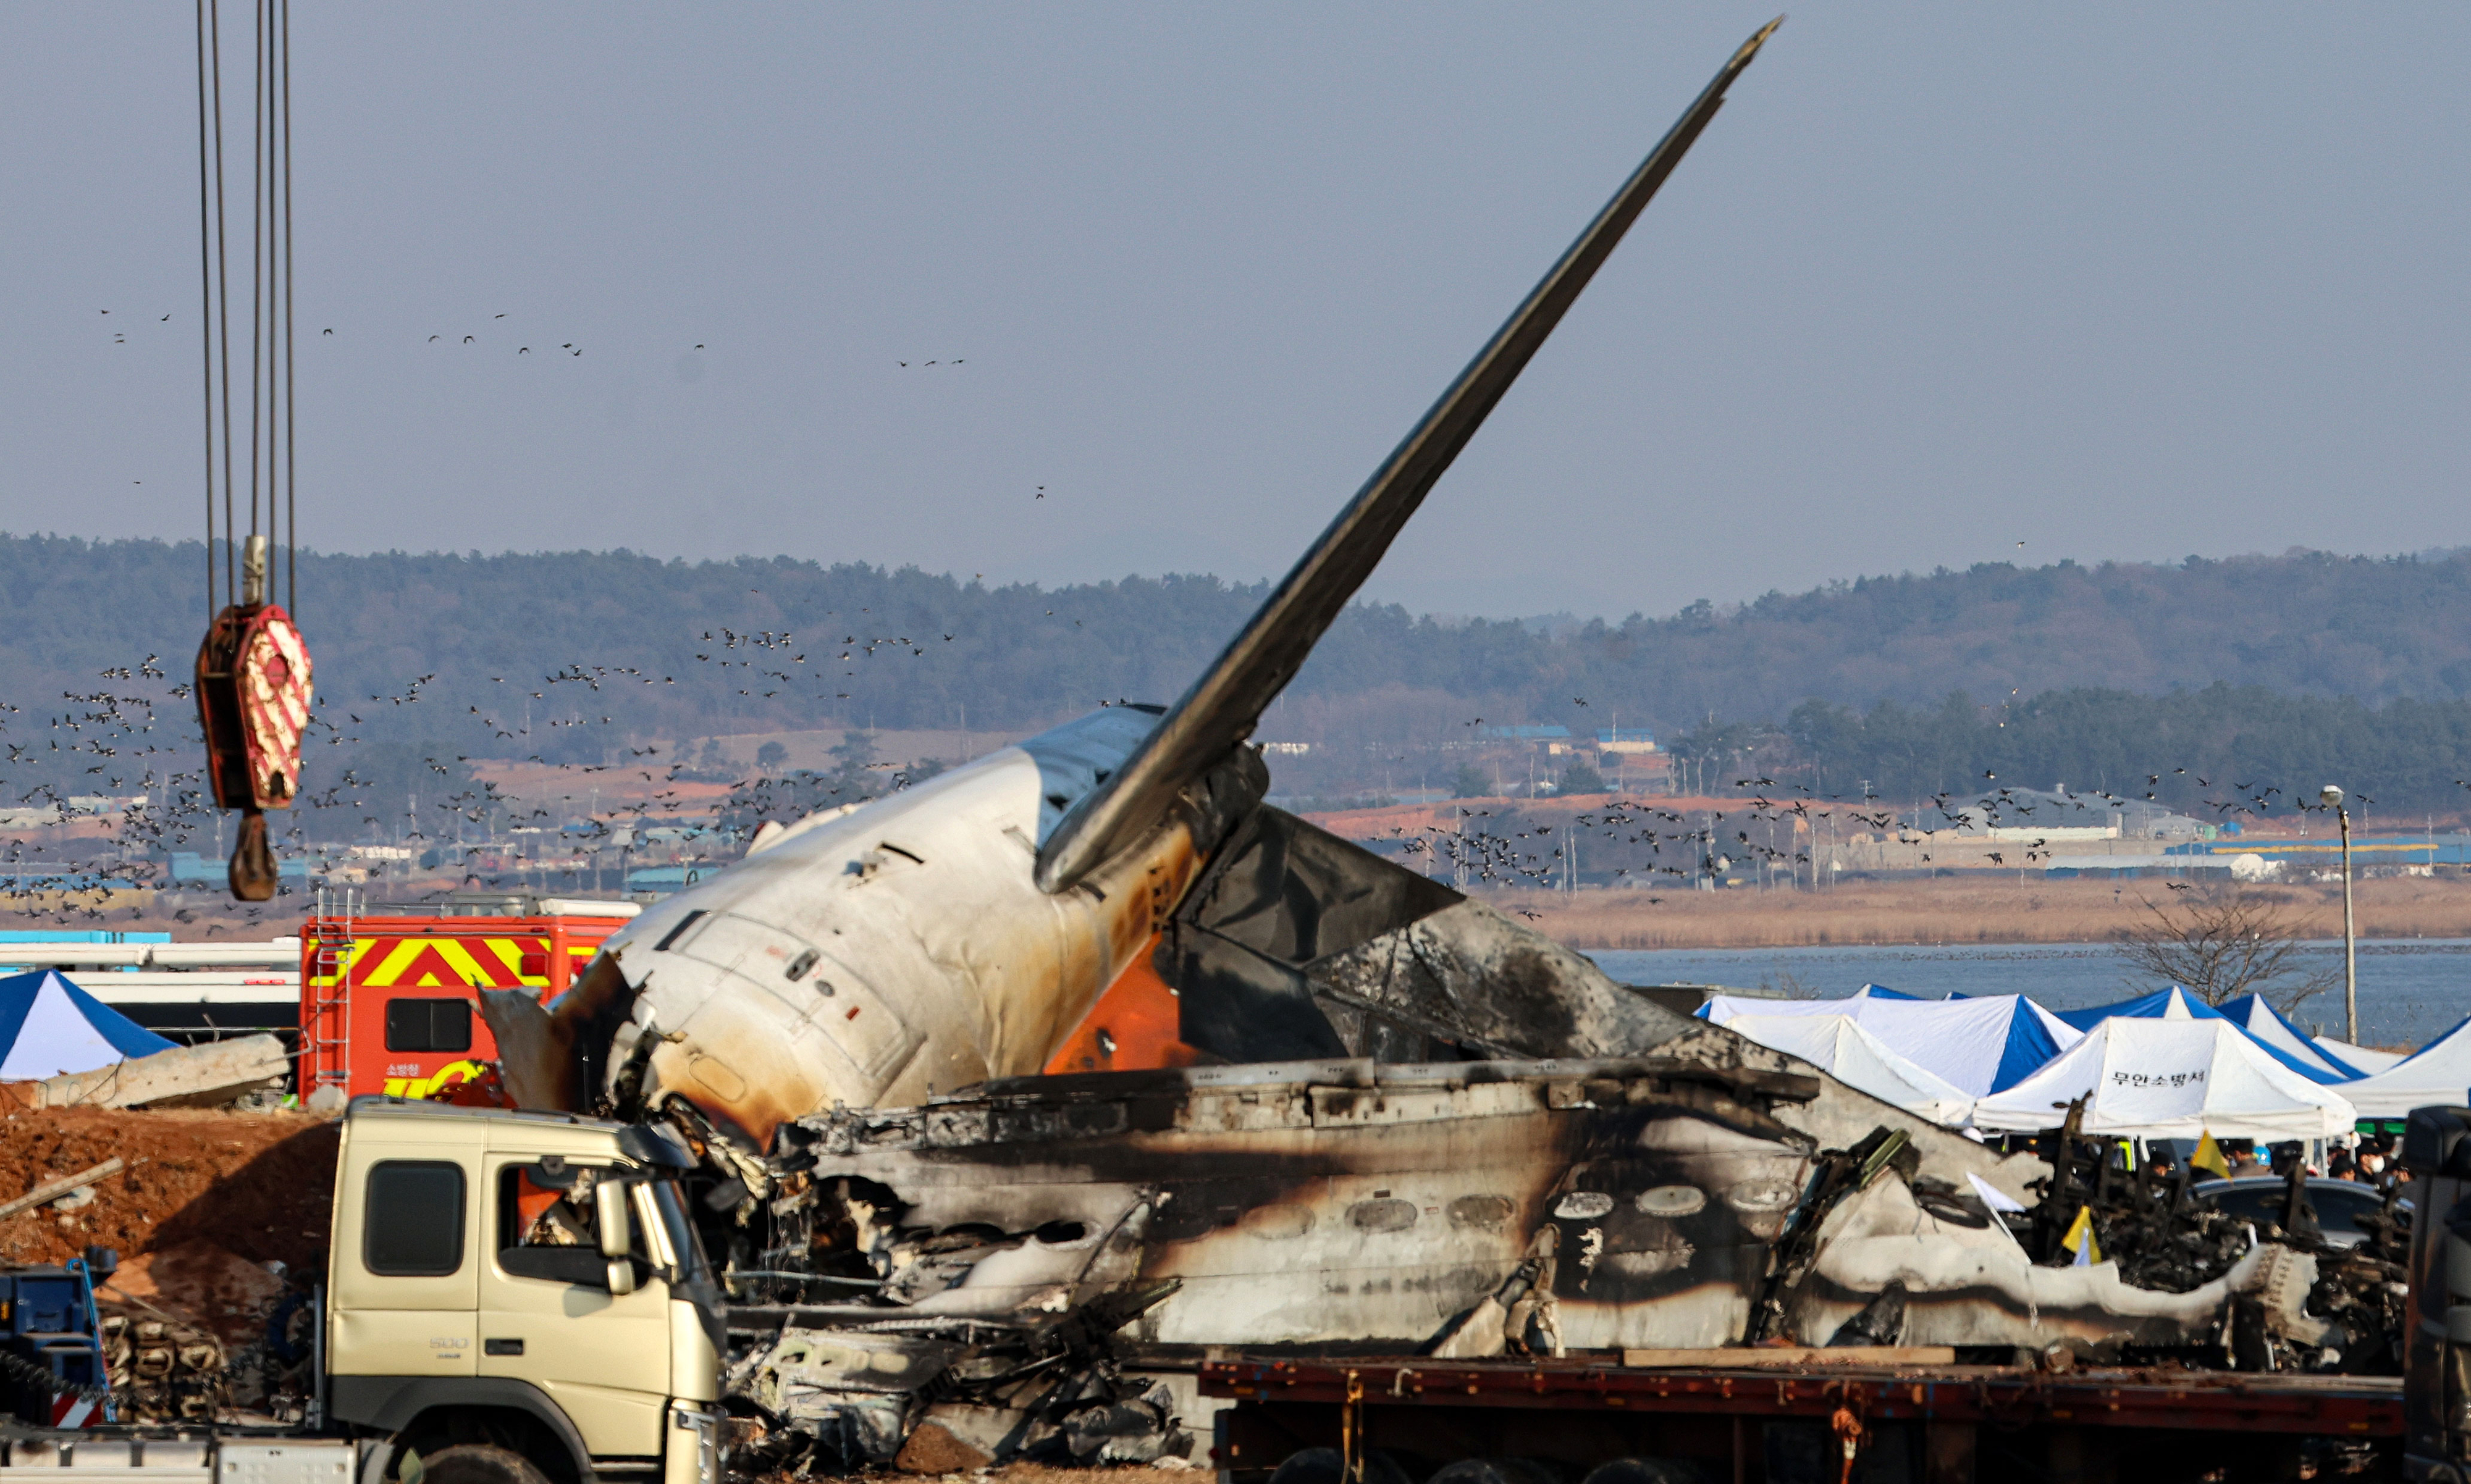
[1269,1448,1415,1484]
[416,1446,554,1484]
[1429,1459,1562,1484]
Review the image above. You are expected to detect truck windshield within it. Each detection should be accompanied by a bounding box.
[647,1178,712,1286]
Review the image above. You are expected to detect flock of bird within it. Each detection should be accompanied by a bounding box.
[1362,759,2406,906]
[0,591,2436,932]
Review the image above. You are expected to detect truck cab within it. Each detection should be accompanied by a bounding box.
[326,1099,725,1484]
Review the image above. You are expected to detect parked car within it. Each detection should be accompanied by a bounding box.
[2192,1175,2412,1249]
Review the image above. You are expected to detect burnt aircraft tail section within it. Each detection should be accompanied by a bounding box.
[1164,805,1694,1063]
[1035,20,1783,897]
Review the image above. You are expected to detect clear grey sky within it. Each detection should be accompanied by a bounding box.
[6,5,2467,621]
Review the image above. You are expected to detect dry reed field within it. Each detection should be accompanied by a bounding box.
[1495,874,2471,950]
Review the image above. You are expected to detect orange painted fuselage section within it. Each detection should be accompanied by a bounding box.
[1042,932,1204,1075]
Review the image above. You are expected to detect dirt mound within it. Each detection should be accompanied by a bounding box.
[0,1107,339,1277]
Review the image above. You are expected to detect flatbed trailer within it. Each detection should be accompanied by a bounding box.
[1200,1356,2402,1483]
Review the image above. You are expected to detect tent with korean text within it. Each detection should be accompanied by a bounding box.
[2056,986,2355,1085]
[1969,1017,2357,1141]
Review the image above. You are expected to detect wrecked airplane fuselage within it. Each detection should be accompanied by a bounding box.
[487,715,1712,1151]
[768,1057,1821,1354]
[713,1057,2330,1470]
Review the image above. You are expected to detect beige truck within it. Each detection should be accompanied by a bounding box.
[5,1099,726,1484]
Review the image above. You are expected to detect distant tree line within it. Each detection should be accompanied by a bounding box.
[1678,684,2471,821]
[4,536,2471,832]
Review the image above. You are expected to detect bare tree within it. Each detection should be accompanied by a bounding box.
[2117,887,2340,1012]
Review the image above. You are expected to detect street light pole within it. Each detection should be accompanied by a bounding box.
[2322,784,2358,1043]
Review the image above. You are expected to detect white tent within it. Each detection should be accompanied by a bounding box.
[1724,1013,1976,1126]
[1970,1018,2357,1141]
[2338,1017,2471,1119]
[2315,1035,2407,1076]
[1698,986,1908,1023]
[1701,990,2080,1097]
[2215,994,2365,1081]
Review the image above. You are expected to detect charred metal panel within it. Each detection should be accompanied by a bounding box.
[1303,899,1695,1060]
[1160,928,1350,1063]
[1164,807,1453,1062]
[1182,808,1461,963]
[1163,807,1696,1067]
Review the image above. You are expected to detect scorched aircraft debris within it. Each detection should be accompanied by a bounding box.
[453,22,2422,1476]
[484,21,1786,1143]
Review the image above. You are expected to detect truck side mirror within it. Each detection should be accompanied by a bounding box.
[596,1181,638,1295]
[596,1180,632,1258]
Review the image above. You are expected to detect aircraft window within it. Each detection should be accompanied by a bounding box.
[364,1161,466,1276]
[384,997,472,1054]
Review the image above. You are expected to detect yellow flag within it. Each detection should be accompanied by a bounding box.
[2061,1205,2102,1266]
[2191,1132,2230,1180]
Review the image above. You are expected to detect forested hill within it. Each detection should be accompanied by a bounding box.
[4,537,2470,760]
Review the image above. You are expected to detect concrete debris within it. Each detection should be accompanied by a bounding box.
[0,1158,126,1220]
[0,1034,288,1111]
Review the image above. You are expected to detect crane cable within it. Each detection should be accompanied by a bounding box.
[193,0,313,903]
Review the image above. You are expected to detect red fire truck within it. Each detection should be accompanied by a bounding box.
[298,897,637,1100]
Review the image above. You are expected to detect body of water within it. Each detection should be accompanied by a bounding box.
[1583,940,2471,1052]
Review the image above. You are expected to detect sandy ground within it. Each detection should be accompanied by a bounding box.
[1481,874,2471,950]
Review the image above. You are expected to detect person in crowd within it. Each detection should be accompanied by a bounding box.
[2225,1140,2265,1178]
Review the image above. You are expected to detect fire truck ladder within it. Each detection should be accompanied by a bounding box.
[306,885,361,1096]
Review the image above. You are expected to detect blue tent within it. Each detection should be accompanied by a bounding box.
[2058,986,2354,1085]
[0,970,175,1081]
